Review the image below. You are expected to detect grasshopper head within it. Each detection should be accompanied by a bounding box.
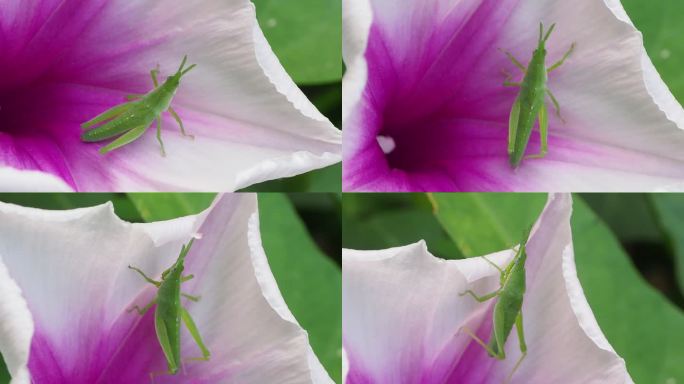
[176,55,197,79]
[513,226,532,265]
[535,22,556,56]
[161,238,195,280]
[165,55,197,86]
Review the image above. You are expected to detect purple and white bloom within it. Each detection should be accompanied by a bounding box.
[0,194,332,383]
[0,0,341,192]
[342,194,633,383]
[343,0,684,192]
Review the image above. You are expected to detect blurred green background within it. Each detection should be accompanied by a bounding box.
[622,0,684,105]
[239,0,342,192]
[342,193,684,383]
[0,193,342,383]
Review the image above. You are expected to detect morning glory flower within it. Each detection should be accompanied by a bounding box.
[0,194,332,383]
[342,194,633,383]
[343,0,684,191]
[0,0,341,192]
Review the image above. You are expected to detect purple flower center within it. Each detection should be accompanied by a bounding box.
[0,2,160,190]
[347,1,564,191]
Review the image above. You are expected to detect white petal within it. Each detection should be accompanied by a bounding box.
[342,0,372,122]
[0,260,33,384]
[0,195,330,383]
[178,194,332,383]
[0,167,73,192]
[248,212,334,384]
[494,0,684,191]
[73,0,341,191]
[343,0,684,191]
[490,194,633,383]
[0,201,198,380]
[343,194,633,383]
[343,241,513,383]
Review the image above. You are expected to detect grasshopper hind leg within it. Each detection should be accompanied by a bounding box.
[525,105,548,160]
[503,313,527,384]
[99,125,148,155]
[81,102,135,131]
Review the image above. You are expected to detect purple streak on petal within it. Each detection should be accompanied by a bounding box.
[27,334,66,383]
[27,293,225,383]
[26,297,168,384]
[97,307,172,383]
[344,296,502,384]
[442,311,498,384]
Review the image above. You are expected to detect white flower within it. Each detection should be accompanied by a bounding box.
[343,194,633,383]
[0,194,332,383]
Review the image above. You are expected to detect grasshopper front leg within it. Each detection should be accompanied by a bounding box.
[547,43,575,73]
[129,265,161,286]
[499,49,526,72]
[460,288,501,302]
[128,299,157,315]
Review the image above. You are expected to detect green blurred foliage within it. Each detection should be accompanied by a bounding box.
[259,194,342,382]
[0,193,341,383]
[623,0,684,103]
[431,193,546,257]
[342,193,684,383]
[0,193,142,221]
[649,195,684,298]
[342,194,461,258]
[572,198,684,383]
[582,194,661,243]
[241,163,341,193]
[252,0,341,85]
[0,358,7,384]
[128,193,216,221]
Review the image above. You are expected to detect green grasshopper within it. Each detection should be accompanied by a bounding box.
[81,55,196,156]
[128,238,210,380]
[502,23,575,169]
[460,230,531,384]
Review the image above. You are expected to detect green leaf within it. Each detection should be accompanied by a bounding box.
[573,198,684,383]
[253,0,342,85]
[127,193,216,222]
[258,194,341,382]
[342,193,432,220]
[430,193,546,257]
[648,194,684,294]
[342,208,462,259]
[0,193,142,222]
[239,164,341,192]
[303,84,342,128]
[580,194,661,243]
[622,0,684,103]
[0,357,8,384]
